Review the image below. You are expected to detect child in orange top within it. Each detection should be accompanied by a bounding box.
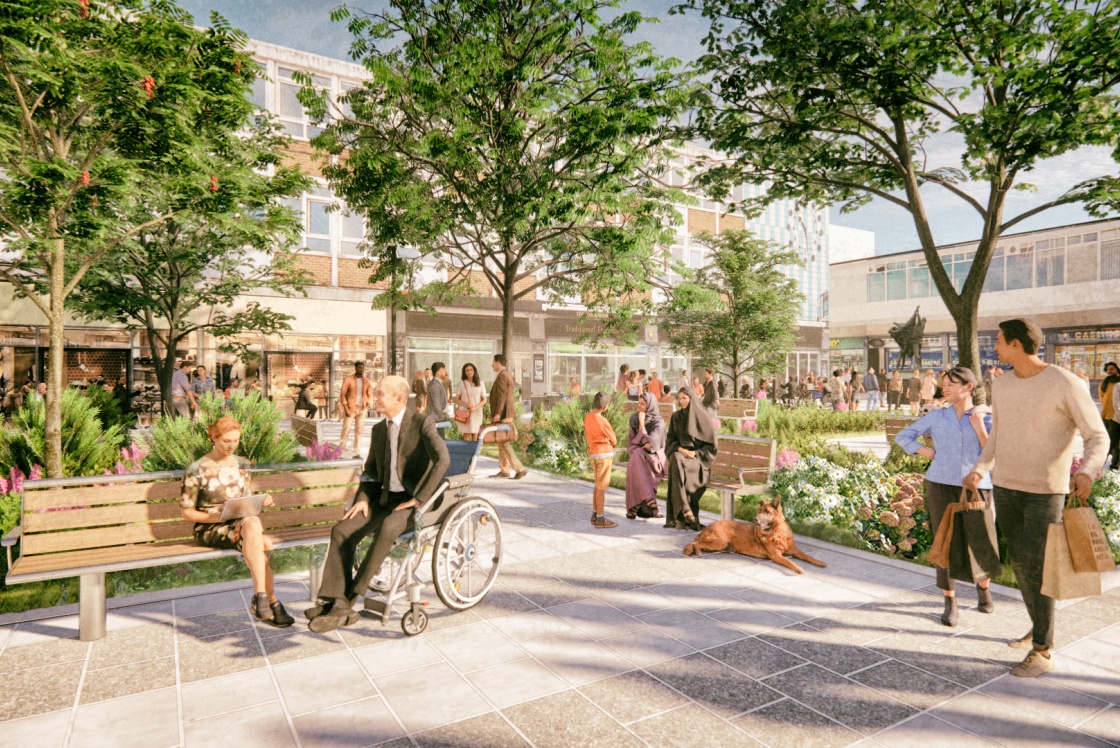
[584,392,618,529]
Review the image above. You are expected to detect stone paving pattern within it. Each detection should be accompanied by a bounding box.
[1,458,1118,747]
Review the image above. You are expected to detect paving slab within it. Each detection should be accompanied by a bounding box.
[2,454,1116,747]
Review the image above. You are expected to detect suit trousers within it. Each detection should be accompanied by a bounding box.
[340,410,366,453]
[993,487,1063,649]
[496,419,523,473]
[318,498,415,602]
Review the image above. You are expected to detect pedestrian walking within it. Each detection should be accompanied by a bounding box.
[584,392,618,528]
[896,366,994,627]
[964,318,1109,677]
[339,362,373,455]
[862,367,880,411]
[886,370,904,412]
[906,369,922,414]
[489,355,526,480]
[1099,362,1120,470]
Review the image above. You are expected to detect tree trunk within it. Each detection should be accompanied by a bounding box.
[45,239,66,479]
[952,290,982,374]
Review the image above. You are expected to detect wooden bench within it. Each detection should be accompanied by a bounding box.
[710,435,777,520]
[715,398,758,433]
[2,460,364,641]
[885,415,919,442]
[291,414,326,448]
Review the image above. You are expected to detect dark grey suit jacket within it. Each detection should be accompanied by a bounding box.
[358,407,450,508]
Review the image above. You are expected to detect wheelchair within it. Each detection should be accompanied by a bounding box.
[356,423,507,636]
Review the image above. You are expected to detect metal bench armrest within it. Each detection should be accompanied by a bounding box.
[3,525,21,569]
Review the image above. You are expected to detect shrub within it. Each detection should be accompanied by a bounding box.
[883,443,931,475]
[1089,470,1120,555]
[526,395,629,476]
[143,392,299,471]
[83,385,137,433]
[755,401,884,447]
[0,389,125,477]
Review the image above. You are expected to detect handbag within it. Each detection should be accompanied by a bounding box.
[483,423,518,443]
[948,489,1002,583]
[1063,494,1117,573]
[454,407,471,424]
[1041,522,1102,599]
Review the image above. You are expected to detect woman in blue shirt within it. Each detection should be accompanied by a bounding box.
[895,366,994,627]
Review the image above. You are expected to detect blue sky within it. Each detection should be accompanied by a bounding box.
[178,0,1117,254]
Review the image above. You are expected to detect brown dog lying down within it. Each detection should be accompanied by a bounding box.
[682,498,827,574]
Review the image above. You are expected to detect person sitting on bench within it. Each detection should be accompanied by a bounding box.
[180,416,294,627]
[308,375,450,632]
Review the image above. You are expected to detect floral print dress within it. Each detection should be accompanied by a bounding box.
[181,456,253,550]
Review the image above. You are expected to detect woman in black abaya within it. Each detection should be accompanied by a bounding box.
[664,387,717,530]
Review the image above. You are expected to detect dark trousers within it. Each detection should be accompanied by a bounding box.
[993,487,1064,649]
[318,492,414,602]
[924,480,991,592]
[299,403,318,419]
[1105,420,1120,471]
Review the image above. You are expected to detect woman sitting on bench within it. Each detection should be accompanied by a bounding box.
[180,416,294,627]
[664,387,717,531]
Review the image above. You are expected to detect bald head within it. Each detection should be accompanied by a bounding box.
[376,375,411,418]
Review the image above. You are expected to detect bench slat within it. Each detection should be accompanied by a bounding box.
[260,505,345,531]
[252,468,361,491]
[267,486,356,509]
[7,525,334,582]
[26,481,181,510]
[23,519,197,555]
[24,501,183,533]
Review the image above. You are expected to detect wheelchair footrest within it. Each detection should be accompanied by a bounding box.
[363,599,392,617]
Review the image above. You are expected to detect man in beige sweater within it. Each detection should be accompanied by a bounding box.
[964,318,1109,677]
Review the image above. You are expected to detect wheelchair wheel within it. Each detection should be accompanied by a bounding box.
[401,608,428,636]
[432,497,503,611]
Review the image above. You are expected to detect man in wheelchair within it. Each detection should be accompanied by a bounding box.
[308,375,450,633]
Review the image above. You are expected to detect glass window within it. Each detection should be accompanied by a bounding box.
[984,249,1005,292]
[886,267,907,300]
[341,211,365,256]
[1036,248,1065,287]
[952,256,972,293]
[248,76,266,110]
[1083,232,1098,242]
[867,271,885,302]
[1006,251,1033,290]
[909,265,931,298]
[275,68,330,140]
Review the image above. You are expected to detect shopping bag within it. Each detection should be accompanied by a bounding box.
[928,504,958,569]
[1063,495,1117,573]
[948,491,1002,583]
[1041,522,1102,600]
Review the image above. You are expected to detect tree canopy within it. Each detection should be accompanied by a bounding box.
[680,0,1120,370]
[0,0,266,476]
[303,0,693,355]
[659,230,803,386]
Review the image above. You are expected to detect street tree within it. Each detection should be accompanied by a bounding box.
[659,230,803,387]
[302,0,692,355]
[679,0,1120,370]
[0,2,265,477]
[67,121,312,415]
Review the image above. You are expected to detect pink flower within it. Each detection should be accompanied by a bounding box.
[857,506,874,520]
[775,449,800,470]
[742,419,758,434]
[29,465,42,481]
[897,539,914,552]
[879,511,900,528]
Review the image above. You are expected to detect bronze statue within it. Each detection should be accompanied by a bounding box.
[889,306,926,371]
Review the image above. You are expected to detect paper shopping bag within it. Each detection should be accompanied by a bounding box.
[1063,496,1117,573]
[1041,523,1102,600]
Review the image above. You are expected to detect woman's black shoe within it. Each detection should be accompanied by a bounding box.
[270,601,295,627]
[251,592,274,623]
[941,596,959,627]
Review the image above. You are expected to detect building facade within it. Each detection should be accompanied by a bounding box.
[829,217,1120,392]
[1,39,832,414]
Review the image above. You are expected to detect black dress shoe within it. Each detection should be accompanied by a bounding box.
[269,601,295,628]
[309,606,355,633]
[304,601,331,620]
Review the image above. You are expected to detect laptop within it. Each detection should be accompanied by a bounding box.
[218,494,268,522]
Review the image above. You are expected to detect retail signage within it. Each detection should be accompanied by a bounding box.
[887,348,944,371]
[1053,328,1120,344]
[830,337,864,350]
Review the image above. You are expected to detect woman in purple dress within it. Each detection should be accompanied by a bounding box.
[625,391,666,519]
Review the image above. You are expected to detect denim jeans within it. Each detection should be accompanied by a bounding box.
[864,391,879,411]
[993,487,1064,649]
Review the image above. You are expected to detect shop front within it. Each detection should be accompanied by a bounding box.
[1050,326,1120,396]
[830,336,866,373]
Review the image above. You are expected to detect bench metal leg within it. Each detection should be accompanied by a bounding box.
[720,490,735,521]
[79,573,107,641]
[308,544,326,602]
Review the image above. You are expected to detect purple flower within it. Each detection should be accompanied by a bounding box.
[29,465,42,481]
[775,449,800,470]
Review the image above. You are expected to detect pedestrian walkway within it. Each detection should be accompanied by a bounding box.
[1,458,1118,747]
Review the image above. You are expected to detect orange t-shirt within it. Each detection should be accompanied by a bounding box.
[648,378,663,399]
[584,412,617,455]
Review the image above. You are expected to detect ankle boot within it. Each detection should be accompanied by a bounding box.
[977,585,995,614]
[941,596,959,627]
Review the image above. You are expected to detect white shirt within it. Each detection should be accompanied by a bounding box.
[387,409,405,492]
[355,376,365,408]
